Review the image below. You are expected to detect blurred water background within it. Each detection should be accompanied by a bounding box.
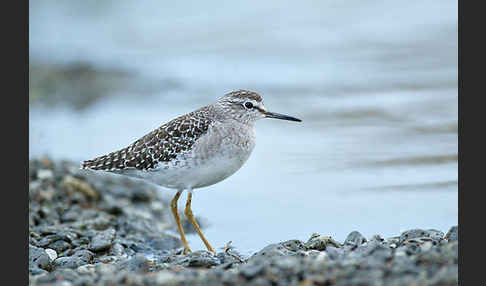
[29,1,457,254]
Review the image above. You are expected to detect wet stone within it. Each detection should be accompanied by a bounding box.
[251,240,303,260]
[172,250,221,268]
[45,248,58,261]
[281,239,306,251]
[344,231,367,248]
[217,249,246,266]
[445,226,458,241]
[89,228,115,252]
[404,243,422,256]
[304,233,341,251]
[116,254,153,273]
[109,243,126,257]
[399,229,444,245]
[30,244,51,273]
[369,234,385,243]
[53,250,94,269]
[239,261,265,279]
[38,234,65,247]
[324,246,345,260]
[426,229,445,243]
[49,240,71,253]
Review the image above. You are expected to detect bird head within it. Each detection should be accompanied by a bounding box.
[216,90,302,124]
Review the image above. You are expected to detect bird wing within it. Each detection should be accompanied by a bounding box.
[81,110,214,172]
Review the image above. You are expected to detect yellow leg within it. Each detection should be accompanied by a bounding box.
[171,191,191,254]
[184,192,217,254]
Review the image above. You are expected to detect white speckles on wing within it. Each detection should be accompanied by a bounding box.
[81,106,215,172]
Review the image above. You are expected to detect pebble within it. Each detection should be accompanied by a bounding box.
[172,250,220,268]
[89,228,115,252]
[28,159,458,285]
[251,240,303,259]
[325,246,345,260]
[399,229,444,245]
[49,240,71,252]
[344,231,367,247]
[445,226,458,241]
[239,262,265,279]
[29,245,51,272]
[304,233,341,251]
[45,248,58,261]
[116,254,153,273]
[53,250,94,269]
[61,175,99,201]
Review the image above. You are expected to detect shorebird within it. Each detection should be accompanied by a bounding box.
[81,90,302,254]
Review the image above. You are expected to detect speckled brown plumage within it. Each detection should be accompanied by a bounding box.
[81,106,214,172]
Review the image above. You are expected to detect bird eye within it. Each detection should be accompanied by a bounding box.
[244,102,254,109]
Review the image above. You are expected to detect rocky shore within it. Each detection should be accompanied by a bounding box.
[29,158,458,286]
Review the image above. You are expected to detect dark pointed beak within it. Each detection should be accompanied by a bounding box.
[264,111,302,122]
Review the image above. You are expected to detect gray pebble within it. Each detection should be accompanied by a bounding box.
[281,239,306,251]
[304,233,341,251]
[426,229,445,242]
[217,249,246,265]
[53,250,94,269]
[116,254,153,273]
[445,226,458,241]
[38,234,64,247]
[399,229,444,245]
[325,246,345,260]
[49,240,71,253]
[353,240,390,258]
[251,240,301,259]
[369,234,385,243]
[404,243,421,256]
[172,250,220,268]
[239,261,265,279]
[109,242,125,256]
[29,245,51,272]
[89,228,115,252]
[45,248,58,261]
[399,229,428,244]
[344,231,367,247]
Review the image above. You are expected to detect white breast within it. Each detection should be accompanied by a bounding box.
[142,121,256,190]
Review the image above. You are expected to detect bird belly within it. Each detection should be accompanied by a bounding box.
[145,146,252,190]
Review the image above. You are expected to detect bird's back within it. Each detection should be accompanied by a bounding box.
[81,106,215,173]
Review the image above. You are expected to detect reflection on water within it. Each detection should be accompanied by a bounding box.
[368,180,458,192]
[362,154,458,167]
[29,1,457,254]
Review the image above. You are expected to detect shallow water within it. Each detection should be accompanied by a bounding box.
[29,1,457,254]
